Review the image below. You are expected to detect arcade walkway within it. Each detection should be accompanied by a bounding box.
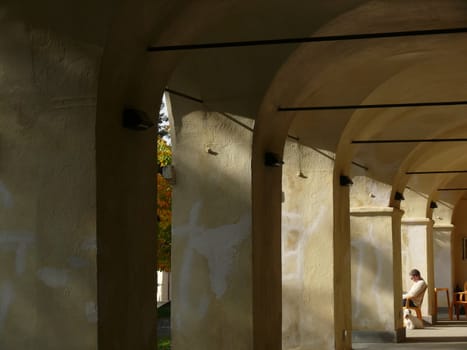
[354,318,467,350]
[355,342,467,350]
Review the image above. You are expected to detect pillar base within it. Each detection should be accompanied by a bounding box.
[423,315,433,325]
[352,328,405,343]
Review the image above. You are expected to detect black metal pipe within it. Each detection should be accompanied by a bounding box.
[148,27,467,52]
[219,112,254,132]
[286,135,368,170]
[406,170,467,175]
[278,99,467,112]
[352,138,467,144]
[164,88,203,103]
[352,161,369,171]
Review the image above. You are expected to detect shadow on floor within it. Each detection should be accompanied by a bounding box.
[406,319,467,343]
[354,312,467,349]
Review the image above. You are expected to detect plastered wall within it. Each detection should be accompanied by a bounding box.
[433,226,453,307]
[400,189,435,319]
[0,12,99,350]
[452,200,467,289]
[349,176,392,208]
[401,219,432,318]
[401,221,430,290]
[349,176,403,339]
[350,210,395,331]
[281,141,336,350]
[172,110,253,350]
[431,200,454,308]
[350,175,394,331]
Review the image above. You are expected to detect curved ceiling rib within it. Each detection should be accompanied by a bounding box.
[331,43,467,183]
[165,0,467,204]
[393,129,467,204]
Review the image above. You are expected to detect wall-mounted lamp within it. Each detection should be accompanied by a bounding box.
[123,108,154,130]
[264,152,284,167]
[394,191,405,201]
[339,175,353,186]
[430,201,438,209]
[206,147,218,156]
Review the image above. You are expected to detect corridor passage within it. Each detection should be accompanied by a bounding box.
[355,318,467,350]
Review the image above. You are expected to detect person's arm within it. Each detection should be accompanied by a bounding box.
[405,280,426,298]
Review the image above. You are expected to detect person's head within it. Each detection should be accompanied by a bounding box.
[409,269,421,281]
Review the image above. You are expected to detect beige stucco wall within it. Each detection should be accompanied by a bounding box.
[281,141,336,350]
[0,13,99,350]
[172,110,253,349]
[401,189,428,219]
[401,218,433,318]
[349,176,392,208]
[400,189,435,319]
[348,176,404,338]
[401,219,430,291]
[351,210,393,331]
[452,200,467,289]
[433,225,454,307]
[431,199,454,307]
[350,207,402,334]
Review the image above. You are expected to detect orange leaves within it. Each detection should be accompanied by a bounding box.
[157,173,172,272]
[157,137,172,272]
[157,173,172,229]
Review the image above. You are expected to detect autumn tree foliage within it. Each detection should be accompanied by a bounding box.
[157,137,172,271]
[157,107,172,272]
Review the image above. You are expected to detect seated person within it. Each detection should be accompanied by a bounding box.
[402,268,427,307]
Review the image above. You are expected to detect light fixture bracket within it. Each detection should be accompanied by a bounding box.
[340,175,353,186]
[123,108,154,131]
[264,152,284,167]
[394,191,405,201]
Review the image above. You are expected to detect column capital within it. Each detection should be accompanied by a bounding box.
[433,223,454,230]
[350,206,396,217]
[401,217,432,226]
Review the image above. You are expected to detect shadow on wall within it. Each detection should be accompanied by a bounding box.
[281,141,337,350]
[170,110,254,350]
[351,236,396,332]
[283,282,335,350]
[172,109,253,225]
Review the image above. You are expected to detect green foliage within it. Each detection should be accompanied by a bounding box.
[158,337,170,350]
[157,137,172,167]
[157,106,172,271]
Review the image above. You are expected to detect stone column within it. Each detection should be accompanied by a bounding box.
[281,141,343,350]
[351,207,404,342]
[433,224,454,320]
[172,111,254,350]
[401,218,434,323]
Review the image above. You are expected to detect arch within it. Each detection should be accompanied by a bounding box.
[95,1,236,348]
[95,0,467,349]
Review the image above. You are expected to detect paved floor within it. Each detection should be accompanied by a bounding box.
[354,316,467,350]
[354,342,467,349]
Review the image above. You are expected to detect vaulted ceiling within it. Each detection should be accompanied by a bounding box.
[165,0,467,205]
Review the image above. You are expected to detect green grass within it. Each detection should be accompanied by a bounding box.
[158,337,170,350]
